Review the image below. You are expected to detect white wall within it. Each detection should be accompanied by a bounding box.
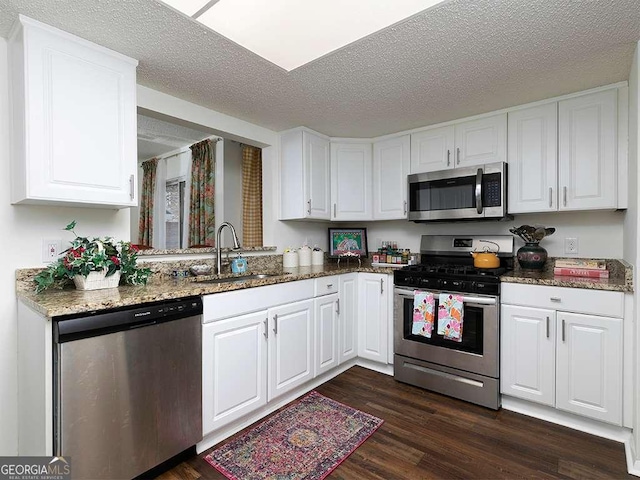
[626,41,640,471]
[0,37,131,455]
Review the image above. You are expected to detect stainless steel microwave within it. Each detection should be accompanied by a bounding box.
[407,162,508,222]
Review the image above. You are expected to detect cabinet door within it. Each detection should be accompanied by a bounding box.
[500,305,556,406]
[558,90,617,210]
[410,126,455,173]
[268,300,314,400]
[339,273,358,364]
[305,132,332,219]
[314,293,339,376]
[556,312,622,425]
[454,114,507,168]
[373,136,410,219]
[508,104,558,213]
[202,311,268,435]
[357,273,388,363]
[11,17,138,208]
[331,142,373,220]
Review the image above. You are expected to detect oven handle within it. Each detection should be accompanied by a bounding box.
[394,287,497,306]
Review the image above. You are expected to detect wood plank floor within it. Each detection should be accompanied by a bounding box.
[156,366,632,479]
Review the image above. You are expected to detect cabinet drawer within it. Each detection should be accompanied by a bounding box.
[203,279,314,323]
[314,276,339,296]
[501,283,623,318]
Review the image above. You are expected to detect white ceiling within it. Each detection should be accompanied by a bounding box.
[1,0,639,138]
[137,114,210,160]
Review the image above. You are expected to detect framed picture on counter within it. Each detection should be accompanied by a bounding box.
[328,228,368,258]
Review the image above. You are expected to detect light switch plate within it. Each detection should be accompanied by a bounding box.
[564,237,578,254]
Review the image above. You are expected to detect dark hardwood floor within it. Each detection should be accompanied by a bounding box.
[156,366,632,479]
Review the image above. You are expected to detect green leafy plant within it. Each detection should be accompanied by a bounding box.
[34,221,151,293]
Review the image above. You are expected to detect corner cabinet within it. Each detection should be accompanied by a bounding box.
[410,114,507,174]
[279,129,331,220]
[373,135,410,219]
[9,15,138,208]
[501,283,623,425]
[331,142,373,220]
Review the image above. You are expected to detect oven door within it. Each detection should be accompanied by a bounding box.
[393,287,499,378]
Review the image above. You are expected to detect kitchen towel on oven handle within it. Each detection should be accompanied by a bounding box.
[412,291,435,338]
[437,293,464,342]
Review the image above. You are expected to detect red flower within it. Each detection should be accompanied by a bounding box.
[111,256,120,266]
[71,248,82,258]
[130,245,139,252]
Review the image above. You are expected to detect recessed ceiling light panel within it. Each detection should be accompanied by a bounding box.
[161,0,446,71]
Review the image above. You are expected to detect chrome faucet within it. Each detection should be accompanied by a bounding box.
[216,222,241,274]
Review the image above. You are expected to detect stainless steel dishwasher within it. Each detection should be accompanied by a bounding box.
[53,297,203,480]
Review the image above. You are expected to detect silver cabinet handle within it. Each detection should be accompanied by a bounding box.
[380,278,384,294]
[333,203,337,218]
[549,187,553,208]
[475,168,483,214]
[456,147,461,165]
[550,297,561,302]
[273,314,278,335]
[307,199,311,215]
[129,174,135,200]
[264,318,268,339]
[563,186,567,207]
[336,299,340,315]
[326,283,333,288]
[562,319,566,342]
[403,200,407,216]
[447,149,451,166]
[546,316,550,338]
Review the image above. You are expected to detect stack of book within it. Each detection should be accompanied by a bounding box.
[553,259,609,278]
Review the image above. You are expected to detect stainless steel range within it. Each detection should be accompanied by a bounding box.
[393,235,514,409]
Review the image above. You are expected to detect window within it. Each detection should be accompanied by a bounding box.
[165,180,186,249]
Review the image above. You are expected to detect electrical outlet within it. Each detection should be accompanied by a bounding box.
[42,238,61,263]
[564,237,578,254]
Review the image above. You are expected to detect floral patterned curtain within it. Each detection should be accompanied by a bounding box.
[138,158,158,247]
[188,139,216,247]
[242,145,263,247]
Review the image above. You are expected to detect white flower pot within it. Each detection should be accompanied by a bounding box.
[73,270,121,291]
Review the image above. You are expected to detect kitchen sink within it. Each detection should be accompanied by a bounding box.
[198,273,284,284]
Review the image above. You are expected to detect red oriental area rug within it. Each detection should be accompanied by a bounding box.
[205,391,383,479]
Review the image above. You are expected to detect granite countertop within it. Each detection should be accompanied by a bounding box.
[17,262,395,318]
[500,258,633,293]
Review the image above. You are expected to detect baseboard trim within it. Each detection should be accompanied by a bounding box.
[355,358,393,376]
[626,435,640,477]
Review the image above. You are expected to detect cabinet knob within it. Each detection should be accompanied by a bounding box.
[273,314,278,335]
[380,278,384,294]
[307,199,311,215]
[563,186,567,207]
[447,149,451,166]
[336,299,340,315]
[129,174,135,200]
[549,187,553,208]
[550,297,561,302]
[456,147,461,165]
[546,316,550,338]
[264,318,268,339]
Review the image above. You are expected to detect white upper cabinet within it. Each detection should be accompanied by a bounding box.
[508,103,558,213]
[331,142,373,220]
[280,129,331,220]
[410,114,506,174]
[373,135,410,220]
[9,16,138,208]
[410,126,454,173]
[558,90,618,210]
[454,114,507,168]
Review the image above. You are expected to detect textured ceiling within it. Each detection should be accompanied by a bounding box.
[137,114,209,160]
[0,0,639,138]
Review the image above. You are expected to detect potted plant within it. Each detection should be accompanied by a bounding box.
[34,221,151,293]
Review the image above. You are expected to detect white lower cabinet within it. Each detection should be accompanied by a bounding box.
[268,300,314,400]
[501,284,623,425]
[202,311,268,434]
[314,293,339,376]
[556,312,622,423]
[339,273,358,364]
[357,273,389,363]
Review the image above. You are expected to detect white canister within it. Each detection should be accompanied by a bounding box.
[283,251,299,268]
[312,250,324,265]
[298,246,312,267]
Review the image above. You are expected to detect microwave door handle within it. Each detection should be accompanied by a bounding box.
[475,168,483,214]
